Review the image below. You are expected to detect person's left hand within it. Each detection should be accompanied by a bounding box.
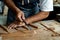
[8,21,25,29]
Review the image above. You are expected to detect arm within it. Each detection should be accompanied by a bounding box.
[4,0,25,21]
[4,0,21,13]
[25,0,53,24]
[25,11,49,24]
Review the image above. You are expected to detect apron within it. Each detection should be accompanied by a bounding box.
[7,0,40,24]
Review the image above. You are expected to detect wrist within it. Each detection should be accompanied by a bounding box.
[25,18,31,24]
[15,8,22,14]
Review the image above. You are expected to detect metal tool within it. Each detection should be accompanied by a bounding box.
[21,18,38,30]
[22,19,32,30]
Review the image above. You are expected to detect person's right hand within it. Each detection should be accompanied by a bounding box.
[16,11,25,22]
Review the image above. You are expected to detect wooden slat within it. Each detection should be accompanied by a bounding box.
[0,25,17,33]
[0,27,7,34]
[40,20,60,32]
[40,20,60,36]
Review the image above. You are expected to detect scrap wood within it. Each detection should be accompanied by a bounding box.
[0,25,9,33]
[40,23,60,36]
[0,25,17,33]
[0,26,7,34]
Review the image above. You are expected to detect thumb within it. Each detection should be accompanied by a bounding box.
[22,14,25,20]
[17,15,23,22]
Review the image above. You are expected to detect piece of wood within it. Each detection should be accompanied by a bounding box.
[0,25,8,32]
[0,27,7,34]
[40,20,60,36]
[40,23,60,36]
[0,25,17,33]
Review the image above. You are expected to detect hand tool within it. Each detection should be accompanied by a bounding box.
[21,19,32,30]
[15,18,38,30]
[21,18,38,30]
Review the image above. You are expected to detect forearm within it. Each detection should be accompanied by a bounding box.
[4,0,21,13]
[25,11,50,24]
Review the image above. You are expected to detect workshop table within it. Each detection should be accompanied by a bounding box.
[0,20,60,40]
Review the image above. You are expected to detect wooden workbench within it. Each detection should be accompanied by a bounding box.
[0,20,60,40]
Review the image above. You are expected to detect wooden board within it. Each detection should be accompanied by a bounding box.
[1,28,60,40]
[0,27,7,34]
[0,25,17,33]
[0,29,53,40]
[40,20,60,33]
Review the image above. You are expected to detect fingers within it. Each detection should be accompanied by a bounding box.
[8,23,16,29]
[8,21,25,29]
[18,22,25,26]
[18,14,25,22]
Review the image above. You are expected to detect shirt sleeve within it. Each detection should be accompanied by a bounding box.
[39,0,53,11]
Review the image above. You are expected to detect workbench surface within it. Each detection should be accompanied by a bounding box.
[0,20,60,40]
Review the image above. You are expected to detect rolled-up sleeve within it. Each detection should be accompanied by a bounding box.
[39,0,53,11]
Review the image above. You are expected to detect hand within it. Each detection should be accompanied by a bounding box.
[8,21,25,29]
[16,11,25,22]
